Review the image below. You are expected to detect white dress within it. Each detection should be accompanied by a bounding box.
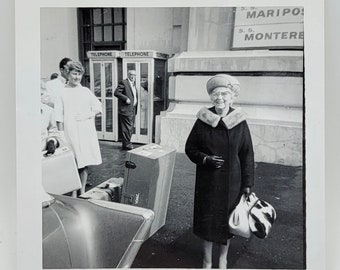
[55,85,103,168]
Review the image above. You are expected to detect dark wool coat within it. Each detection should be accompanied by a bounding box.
[185,107,255,244]
[114,79,138,116]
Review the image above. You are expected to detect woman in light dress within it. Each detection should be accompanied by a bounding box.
[55,61,102,195]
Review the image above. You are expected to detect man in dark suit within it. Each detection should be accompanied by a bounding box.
[114,70,138,150]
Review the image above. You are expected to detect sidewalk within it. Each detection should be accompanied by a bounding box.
[87,141,304,269]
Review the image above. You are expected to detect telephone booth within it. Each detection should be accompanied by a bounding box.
[87,51,121,141]
[120,50,169,144]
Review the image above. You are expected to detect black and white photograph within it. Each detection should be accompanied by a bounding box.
[2,0,333,269]
[39,5,305,269]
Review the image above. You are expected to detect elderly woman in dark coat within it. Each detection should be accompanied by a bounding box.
[185,74,255,269]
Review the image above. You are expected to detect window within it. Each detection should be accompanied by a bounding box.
[78,8,126,87]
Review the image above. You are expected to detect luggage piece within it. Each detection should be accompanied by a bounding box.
[121,143,176,237]
[42,146,82,195]
[80,177,124,202]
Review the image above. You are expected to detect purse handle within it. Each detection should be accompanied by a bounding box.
[246,193,260,212]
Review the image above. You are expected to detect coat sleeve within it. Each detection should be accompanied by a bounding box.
[114,80,129,102]
[185,120,208,166]
[238,121,255,188]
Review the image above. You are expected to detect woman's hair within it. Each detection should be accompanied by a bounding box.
[66,61,85,75]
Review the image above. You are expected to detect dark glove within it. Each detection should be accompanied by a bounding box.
[45,140,56,156]
[205,155,224,169]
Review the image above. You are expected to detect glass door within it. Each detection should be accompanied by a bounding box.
[90,60,118,140]
[123,60,153,144]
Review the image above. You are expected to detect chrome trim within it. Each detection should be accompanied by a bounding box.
[42,197,56,208]
[89,199,155,268]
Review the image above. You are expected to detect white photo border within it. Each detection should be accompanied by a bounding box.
[14,0,324,269]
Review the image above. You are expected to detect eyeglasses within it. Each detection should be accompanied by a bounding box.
[210,90,233,98]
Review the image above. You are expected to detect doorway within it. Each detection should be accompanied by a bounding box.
[90,59,119,141]
[123,60,153,144]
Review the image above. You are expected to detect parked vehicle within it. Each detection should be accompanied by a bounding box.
[42,193,154,268]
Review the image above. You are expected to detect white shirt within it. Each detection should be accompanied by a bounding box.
[128,79,138,106]
[45,76,67,107]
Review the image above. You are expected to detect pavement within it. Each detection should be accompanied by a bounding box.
[86,141,305,269]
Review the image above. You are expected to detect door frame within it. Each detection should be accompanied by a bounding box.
[89,59,119,141]
[122,59,154,144]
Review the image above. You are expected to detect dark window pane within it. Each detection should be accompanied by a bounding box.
[95,113,102,132]
[106,99,113,132]
[93,9,102,24]
[103,8,112,24]
[94,26,102,42]
[84,44,91,58]
[114,25,123,41]
[82,9,91,25]
[82,75,90,89]
[104,26,113,41]
[84,61,90,76]
[127,63,136,72]
[154,59,166,100]
[140,63,149,135]
[83,27,91,42]
[94,63,101,97]
[114,8,123,23]
[105,63,112,97]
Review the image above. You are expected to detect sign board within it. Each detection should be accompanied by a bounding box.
[87,50,168,60]
[120,50,168,60]
[232,7,304,49]
[87,51,120,59]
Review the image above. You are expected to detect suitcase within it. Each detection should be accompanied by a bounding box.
[121,143,176,237]
[80,177,124,202]
[42,146,82,195]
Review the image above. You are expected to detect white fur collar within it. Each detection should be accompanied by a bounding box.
[196,107,247,129]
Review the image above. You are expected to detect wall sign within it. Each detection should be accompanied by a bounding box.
[232,7,304,49]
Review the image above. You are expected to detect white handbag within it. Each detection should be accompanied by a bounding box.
[228,194,257,238]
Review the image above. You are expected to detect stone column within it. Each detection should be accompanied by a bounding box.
[187,7,235,51]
